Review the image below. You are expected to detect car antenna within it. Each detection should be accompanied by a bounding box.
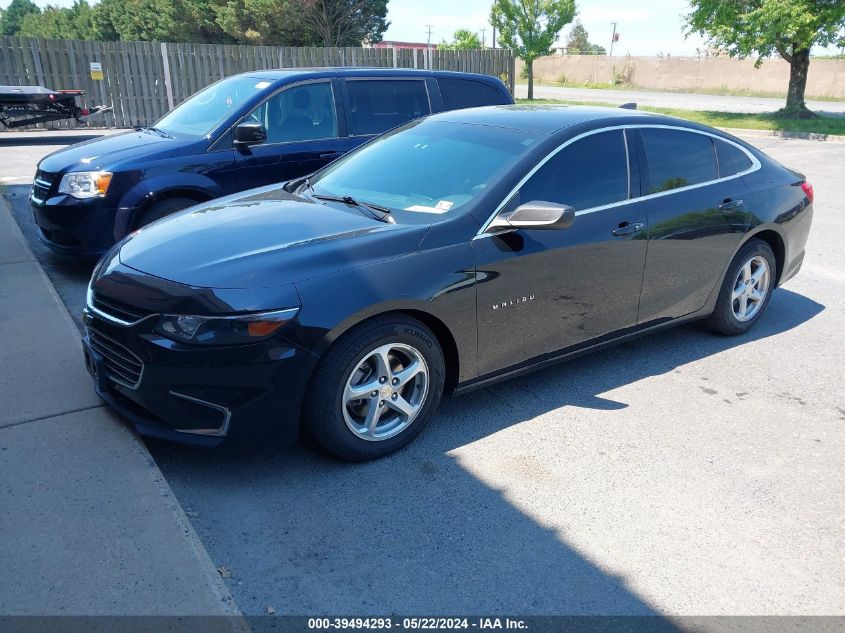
[619,102,637,110]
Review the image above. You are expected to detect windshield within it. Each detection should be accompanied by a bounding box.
[311,120,539,215]
[155,76,272,137]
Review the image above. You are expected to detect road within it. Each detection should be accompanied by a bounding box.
[515,84,845,115]
[2,133,843,617]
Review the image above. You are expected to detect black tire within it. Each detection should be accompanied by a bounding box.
[303,315,445,461]
[705,238,776,336]
[134,196,197,229]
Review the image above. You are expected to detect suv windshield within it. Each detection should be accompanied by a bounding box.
[155,76,272,138]
[311,120,539,215]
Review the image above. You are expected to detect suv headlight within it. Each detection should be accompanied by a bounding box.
[58,171,113,199]
[155,308,300,345]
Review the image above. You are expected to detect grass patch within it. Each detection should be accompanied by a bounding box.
[516,98,845,135]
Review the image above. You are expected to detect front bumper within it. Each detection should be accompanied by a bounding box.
[81,308,317,446]
[31,190,121,257]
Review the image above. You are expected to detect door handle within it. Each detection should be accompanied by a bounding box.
[320,152,343,159]
[612,221,645,237]
[718,199,744,211]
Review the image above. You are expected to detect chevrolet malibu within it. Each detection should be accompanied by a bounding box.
[83,105,813,460]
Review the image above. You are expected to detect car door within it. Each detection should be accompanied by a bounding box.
[340,77,432,146]
[231,79,349,188]
[473,129,649,376]
[634,127,753,323]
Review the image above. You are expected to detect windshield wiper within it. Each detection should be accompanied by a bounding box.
[312,193,394,224]
[136,125,172,138]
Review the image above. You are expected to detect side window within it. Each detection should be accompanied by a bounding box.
[714,139,753,177]
[245,82,337,145]
[640,128,718,193]
[519,130,629,211]
[437,78,508,110]
[346,80,430,136]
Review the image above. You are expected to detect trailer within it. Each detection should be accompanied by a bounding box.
[0,85,110,128]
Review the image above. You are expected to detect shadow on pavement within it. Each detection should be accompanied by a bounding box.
[148,288,823,616]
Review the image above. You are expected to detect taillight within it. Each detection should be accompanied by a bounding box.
[801,181,814,204]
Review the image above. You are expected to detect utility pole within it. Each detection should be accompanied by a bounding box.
[425,25,434,48]
[609,22,618,57]
[480,28,487,48]
[492,24,496,49]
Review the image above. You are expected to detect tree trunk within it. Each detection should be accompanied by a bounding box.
[785,48,811,115]
[527,59,534,100]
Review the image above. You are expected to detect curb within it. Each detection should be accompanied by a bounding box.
[718,127,845,143]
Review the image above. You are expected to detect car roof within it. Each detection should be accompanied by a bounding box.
[428,104,664,134]
[240,67,502,82]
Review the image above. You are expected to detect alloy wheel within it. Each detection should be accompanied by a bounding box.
[731,255,770,322]
[342,343,429,441]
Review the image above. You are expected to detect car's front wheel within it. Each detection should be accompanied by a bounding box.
[135,196,198,229]
[706,238,776,335]
[303,315,445,461]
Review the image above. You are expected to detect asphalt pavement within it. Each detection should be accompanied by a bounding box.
[515,84,845,115]
[1,132,843,617]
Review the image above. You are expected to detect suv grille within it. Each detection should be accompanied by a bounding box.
[91,293,151,324]
[88,328,144,389]
[32,169,56,201]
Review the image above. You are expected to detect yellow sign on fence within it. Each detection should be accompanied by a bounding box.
[89,62,103,80]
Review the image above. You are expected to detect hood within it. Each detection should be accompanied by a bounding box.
[38,129,192,173]
[118,187,429,289]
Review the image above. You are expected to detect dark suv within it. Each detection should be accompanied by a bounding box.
[31,68,513,256]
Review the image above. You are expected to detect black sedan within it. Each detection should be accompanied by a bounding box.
[83,105,813,460]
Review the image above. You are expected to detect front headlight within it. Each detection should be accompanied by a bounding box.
[155,308,300,345]
[58,171,113,199]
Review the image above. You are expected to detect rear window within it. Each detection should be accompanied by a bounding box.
[346,80,430,136]
[437,78,508,110]
[714,139,753,177]
[641,128,718,194]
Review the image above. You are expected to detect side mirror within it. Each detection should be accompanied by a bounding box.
[233,121,267,147]
[487,201,575,233]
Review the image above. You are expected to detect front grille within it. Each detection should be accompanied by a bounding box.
[92,292,151,324]
[32,169,56,201]
[88,328,144,389]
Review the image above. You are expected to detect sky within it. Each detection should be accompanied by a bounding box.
[383,0,708,56]
[1,0,841,57]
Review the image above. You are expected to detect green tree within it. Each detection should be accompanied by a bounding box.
[1,0,40,36]
[94,0,233,42]
[491,0,576,99]
[565,21,588,53]
[94,0,185,41]
[18,1,98,40]
[686,0,845,115]
[565,21,605,54]
[302,0,389,46]
[440,28,482,50]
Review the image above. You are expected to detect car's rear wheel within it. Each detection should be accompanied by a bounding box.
[705,238,776,335]
[135,196,197,229]
[303,315,445,461]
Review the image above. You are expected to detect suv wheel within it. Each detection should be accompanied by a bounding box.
[135,197,197,229]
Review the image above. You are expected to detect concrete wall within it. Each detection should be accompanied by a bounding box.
[517,55,845,99]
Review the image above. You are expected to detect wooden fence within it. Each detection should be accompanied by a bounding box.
[0,37,516,129]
